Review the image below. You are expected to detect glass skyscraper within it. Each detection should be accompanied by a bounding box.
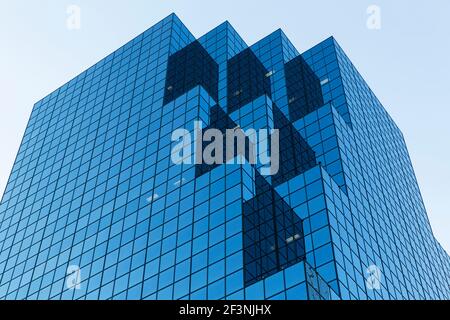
[0,13,448,300]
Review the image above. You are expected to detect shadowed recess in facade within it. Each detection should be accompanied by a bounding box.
[285,55,324,122]
[164,40,219,105]
[243,172,305,286]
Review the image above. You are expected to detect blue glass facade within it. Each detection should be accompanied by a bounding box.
[0,14,448,300]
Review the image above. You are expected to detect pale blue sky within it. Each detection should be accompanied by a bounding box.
[0,0,449,252]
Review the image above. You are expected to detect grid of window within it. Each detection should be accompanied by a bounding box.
[195,105,255,178]
[0,13,448,300]
[243,173,305,287]
[227,48,272,113]
[272,105,317,187]
[301,37,450,299]
[285,55,324,122]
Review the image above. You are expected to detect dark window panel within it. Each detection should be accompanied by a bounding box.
[285,55,324,122]
[227,48,272,113]
[164,41,219,105]
[243,173,306,286]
